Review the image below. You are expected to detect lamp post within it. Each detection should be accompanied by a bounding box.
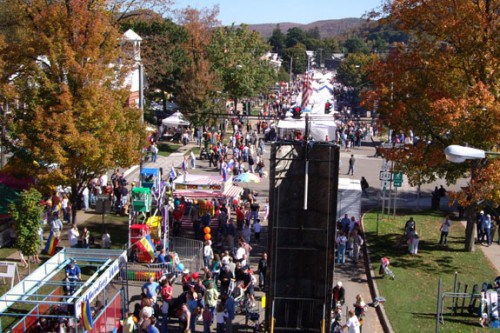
[444,145,499,252]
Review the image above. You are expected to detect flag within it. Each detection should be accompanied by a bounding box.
[43,230,59,256]
[301,73,313,109]
[136,235,156,262]
[81,299,94,330]
[169,165,176,180]
[226,159,235,172]
[222,167,227,181]
[181,157,188,172]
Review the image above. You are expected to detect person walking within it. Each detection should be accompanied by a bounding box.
[336,231,347,264]
[483,214,493,246]
[50,212,63,238]
[68,224,80,248]
[203,240,214,269]
[150,143,158,163]
[342,309,361,333]
[347,154,355,176]
[438,215,451,245]
[257,252,267,290]
[360,177,369,197]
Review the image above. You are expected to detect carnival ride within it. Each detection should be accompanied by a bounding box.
[0,248,127,333]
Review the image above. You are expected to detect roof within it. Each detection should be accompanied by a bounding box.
[123,29,142,41]
[141,168,160,175]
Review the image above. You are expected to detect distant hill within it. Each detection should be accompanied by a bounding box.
[246,18,365,39]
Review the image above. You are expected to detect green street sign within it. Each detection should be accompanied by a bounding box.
[393,172,403,187]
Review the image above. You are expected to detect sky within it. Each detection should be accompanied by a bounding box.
[171,0,383,26]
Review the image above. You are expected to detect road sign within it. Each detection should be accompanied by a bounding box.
[381,180,391,189]
[393,172,403,187]
[380,171,392,181]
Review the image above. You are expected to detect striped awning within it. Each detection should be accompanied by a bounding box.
[173,184,242,199]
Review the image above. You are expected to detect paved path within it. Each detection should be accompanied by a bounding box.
[5,129,500,332]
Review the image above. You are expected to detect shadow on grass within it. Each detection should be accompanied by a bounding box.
[412,312,480,327]
[365,232,465,275]
[158,142,181,154]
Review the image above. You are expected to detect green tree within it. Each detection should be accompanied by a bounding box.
[336,53,377,105]
[268,25,286,56]
[121,12,189,113]
[283,44,308,75]
[342,37,370,54]
[285,27,307,48]
[0,0,145,222]
[208,24,275,113]
[365,0,499,251]
[9,188,43,262]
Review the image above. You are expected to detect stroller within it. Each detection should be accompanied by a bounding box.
[379,257,395,280]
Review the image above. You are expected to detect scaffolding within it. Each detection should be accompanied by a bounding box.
[0,248,128,332]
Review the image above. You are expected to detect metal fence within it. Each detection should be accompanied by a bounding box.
[124,237,203,282]
[169,237,203,274]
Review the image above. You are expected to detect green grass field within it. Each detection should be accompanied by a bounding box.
[157,142,181,157]
[82,213,130,249]
[364,211,497,333]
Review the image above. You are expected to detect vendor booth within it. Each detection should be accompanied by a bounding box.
[159,111,191,142]
[277,116,338,142]
[172,174,243,199]
[161,111,190,127]
[172,174,243,230]
[0,248,127,333]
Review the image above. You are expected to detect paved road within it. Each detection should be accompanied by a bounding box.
[9,125,499,332]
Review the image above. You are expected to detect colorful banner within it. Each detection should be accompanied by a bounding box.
[81,299,94,330]
[43,230,58,256]
[136,235,156,262]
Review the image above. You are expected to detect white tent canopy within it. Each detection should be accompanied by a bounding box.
[161,111,190,126]
[276,118,337,141]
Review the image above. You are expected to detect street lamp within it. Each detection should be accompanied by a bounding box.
[444,145,486,163]
[443,144,499,252]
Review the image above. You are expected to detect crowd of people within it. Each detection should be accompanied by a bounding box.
[125,236,268,333]
[336,214,364,265]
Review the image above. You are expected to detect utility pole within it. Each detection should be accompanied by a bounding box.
[0,104,6,169]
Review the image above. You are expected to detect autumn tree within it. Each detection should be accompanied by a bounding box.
[175,6,222,128]
[208,24,275,114]
[9,188,44,264]
[0,0,146,222]
[365,0,500,251]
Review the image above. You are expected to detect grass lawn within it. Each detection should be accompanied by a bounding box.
[157,142,181,157]
[82,212,130,249]
[190,146,201,156]
[364,210,497,333]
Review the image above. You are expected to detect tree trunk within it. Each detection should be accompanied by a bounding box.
[464,205,476,252]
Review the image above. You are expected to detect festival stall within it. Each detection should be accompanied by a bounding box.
[171,174,243,231]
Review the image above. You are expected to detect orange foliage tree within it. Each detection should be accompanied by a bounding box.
[0,0,146,222]
[175,6,222,127]
[365,0,499,251]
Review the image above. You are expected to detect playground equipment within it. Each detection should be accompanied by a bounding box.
[129,167,170,262]
[131,187,152,214]
[140,168,161,189]
[0,248,127,333]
